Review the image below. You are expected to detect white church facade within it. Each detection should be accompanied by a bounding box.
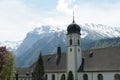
[16,17,120,80]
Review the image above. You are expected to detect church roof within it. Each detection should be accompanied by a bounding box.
[42,53,67,73]
[80,46,120,72]
[42,46,120,72]
[30,53,67,73]
[67,22,81,34]
[67,13,81,34]
[17,46,120,76]
[16,67,32,78]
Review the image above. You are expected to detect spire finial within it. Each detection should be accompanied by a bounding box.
[73,11,75,23]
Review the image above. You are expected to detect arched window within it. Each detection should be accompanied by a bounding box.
[45,74,48,80]
[61,74,66,80]
[52,74,55,80]
[70,48,72,52]
[114,74,120,80]
[78,39,80,45]
[83,74,88,80]
[70,39,72,45]
[98,74,103,80]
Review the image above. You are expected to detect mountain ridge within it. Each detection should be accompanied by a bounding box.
[1,23,120,56]
[0,23,120,67]
[15,23,120,67]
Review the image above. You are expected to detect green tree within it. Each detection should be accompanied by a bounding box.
[32,52,45,80]
[0,52,15,80]
[67,71,74,80]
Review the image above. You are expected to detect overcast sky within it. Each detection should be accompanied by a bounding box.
[0,0,120,41]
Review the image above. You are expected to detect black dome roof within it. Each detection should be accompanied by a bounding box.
[67,21,81,34]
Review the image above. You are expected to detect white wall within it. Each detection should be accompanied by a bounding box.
[17,77,32,80]
[78,72,120,80]
[45,72,66,80]
[67,33,81,80]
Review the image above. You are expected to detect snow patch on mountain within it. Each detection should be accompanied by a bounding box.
[23,24,120,47]
[0,40,22,54]
[82,23,120,38]
[30,25,66,35]
[1,23,120,56]
[81,30,88,38]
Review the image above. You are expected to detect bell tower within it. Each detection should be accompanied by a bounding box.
[67,13,82,80]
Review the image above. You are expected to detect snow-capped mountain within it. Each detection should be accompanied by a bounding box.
[16,25,66,56]
[1,23,120,56]
[16,24,120,56]
[15,24,120,67]
[31,25,65,34]
[0,40,22,54]
[31,23,120,40]
[82,23,120,38]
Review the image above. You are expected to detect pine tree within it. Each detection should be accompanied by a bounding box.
[67,71,74,80]
[32,52,45,80]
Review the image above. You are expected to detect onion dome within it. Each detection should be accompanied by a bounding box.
[67,13,81,34]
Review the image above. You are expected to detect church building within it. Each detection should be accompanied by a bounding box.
[16,16,120,80]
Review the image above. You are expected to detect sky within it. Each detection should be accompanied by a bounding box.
[0,0,120,41]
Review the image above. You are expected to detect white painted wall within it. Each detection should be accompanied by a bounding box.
[45,72,66,80]
[17,78,32,80]
[67,33,81,80]
[78,72,120,80]
[67,33,82,80]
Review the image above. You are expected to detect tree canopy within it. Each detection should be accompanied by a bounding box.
[32,52,45,80]
[0,47,15,80]
[67,71,74,80]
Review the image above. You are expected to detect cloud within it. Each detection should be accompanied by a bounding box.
[56,0,120,27]
[74,3,120,26]
[0,0,38,41]
[56,0,75,15]
[42,17,58,26]
[1,0,120,41]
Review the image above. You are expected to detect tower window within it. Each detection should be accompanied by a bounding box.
[70,39,72,45]
[78,48,80,52]
[70,48,72,52]
[78,39,80,45]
